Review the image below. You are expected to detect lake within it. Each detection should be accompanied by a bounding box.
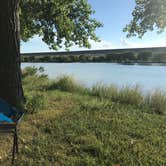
[21,63,166,93]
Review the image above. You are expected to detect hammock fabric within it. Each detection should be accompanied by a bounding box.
[0,98,24,165]
[0,98,23,123]
[0,113,13,123]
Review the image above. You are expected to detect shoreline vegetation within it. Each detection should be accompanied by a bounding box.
[0,66,166,165]
[22,47,166,64]
[22,67,166,115]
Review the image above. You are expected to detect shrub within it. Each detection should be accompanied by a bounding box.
[116,86,144,107]
[47,75,86,93]
[91,83,118,99]
[22,66,38,78]
[24,91,47,114]
[145,90,166,115]
[22,66,46,78]
[23,75,49,92]
[22,66,49,91]
[91,84,143,107]
[137,52,152,61]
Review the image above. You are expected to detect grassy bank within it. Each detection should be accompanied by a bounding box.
[0,67,166,165]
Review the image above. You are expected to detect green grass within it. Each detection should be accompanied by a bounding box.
[0,67,166,165]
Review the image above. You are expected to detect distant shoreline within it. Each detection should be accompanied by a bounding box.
[21,47,166,64]
[21,62,166,66]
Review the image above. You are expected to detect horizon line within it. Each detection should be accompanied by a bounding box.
[21,46,166,55]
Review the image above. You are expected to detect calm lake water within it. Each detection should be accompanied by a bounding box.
[21,63,166,93]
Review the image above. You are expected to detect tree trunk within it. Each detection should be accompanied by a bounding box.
[0,0,24,107]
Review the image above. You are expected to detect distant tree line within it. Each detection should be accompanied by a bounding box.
[22,51,166,63]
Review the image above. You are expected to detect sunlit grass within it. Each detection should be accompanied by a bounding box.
[1,66,165,165]
[23,67,166,115]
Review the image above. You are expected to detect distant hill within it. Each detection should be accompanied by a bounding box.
[21,47,166,63]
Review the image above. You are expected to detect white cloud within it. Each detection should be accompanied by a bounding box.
[120,37,166,48]
[21,37,115,53]
[21,35,166,53]
[67,39,115,51]
[120,38,140,48]
[90,39,115,49]
[21,36,115,53]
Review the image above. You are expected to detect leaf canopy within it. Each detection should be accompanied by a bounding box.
[20,0,102,49]
[124,0,166,37]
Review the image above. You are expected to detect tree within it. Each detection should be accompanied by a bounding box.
[0,1,24,107]
[0,0,102,106]
[137,52,152,62]
[124,0,166,37]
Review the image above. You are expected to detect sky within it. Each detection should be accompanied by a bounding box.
[21,0,166,53]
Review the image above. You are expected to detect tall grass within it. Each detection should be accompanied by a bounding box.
[24,91,47,114]
[22,67,49,113]
[145,90,166,114]
[91,83,118,99]
[47,75,89,95]
[23,67,166,115]
[91,84,143,107]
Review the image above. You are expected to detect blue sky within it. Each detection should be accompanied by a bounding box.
[21,0,166,53]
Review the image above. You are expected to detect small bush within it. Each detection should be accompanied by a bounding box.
[116,86,143,107]
[91,83,118,99]
[145,90,166,115]
[22,66,47,78]
[24,91,47,114]
[22,67,49,92]
[91,83,109,98]
[47,75,86,93]
[23,75,49,92]
[91,84,143,107]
